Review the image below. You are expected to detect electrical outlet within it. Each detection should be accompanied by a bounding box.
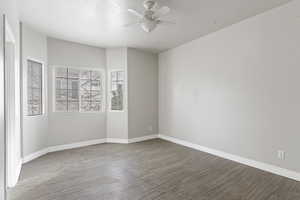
[277,150,285,160]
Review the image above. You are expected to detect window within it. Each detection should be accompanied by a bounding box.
[110,71,124,111]
[55,67,103,112]
[27,60,43,116]
[55,68,80,112]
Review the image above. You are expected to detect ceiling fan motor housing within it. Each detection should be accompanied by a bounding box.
[144,0,157,10]
[144,10,155,20]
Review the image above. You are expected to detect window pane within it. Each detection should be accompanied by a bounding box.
[68,90,79,101]
[80,90,90,101]
[91,80,101,91]
[54,68,103,113]
[111,82,117,91]
[117,71,124,81]
[27,87,33,116]
[30,88,42,115]
[32,88,42,101]
[91,90,101,101]
[68,79,79,90]
[111,71,117,81]
[32,64,42,88]
[56,89,67,101]
[114,83,123,92]
[56,101,67,112]
[56,78,67,90]
[111,91,123,111]
[28,64,42,89]
[91,71,101,80]
[80,101,90,112]
[68,68,80,78]
[27,60,43,116]
[27,106,33,116]
[31,104,41,115]
[27,87,33,102]
[80,79,90,91]
[110,71,124,111]
[56,67,67,78]
[80,70,90,79]
[69,101,79,112]
[90,101,101,112]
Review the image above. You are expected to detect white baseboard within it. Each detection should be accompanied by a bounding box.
[106,138,129,144]
[22,138,106,164]
[22,135,158,164]
[106,134,158,144]
[128,134,158,143]
[22,148,48,164]
[47,139,106,153]
[158,134,300,182]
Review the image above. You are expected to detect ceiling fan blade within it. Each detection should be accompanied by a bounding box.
[128,9,144,18]
[157,20,175,25]
[123,21,140,27]
[154,6,170,18]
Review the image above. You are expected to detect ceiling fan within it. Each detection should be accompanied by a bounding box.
[125,0,174,33]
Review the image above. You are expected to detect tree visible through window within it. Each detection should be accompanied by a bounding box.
[110,71,124,111]
[55,67,103,112]
[27,60,43,116]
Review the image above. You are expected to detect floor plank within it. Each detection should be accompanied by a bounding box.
[8,139,300,200]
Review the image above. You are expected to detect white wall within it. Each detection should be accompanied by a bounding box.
[128,48,158,139]
[159,0,300,173]
[21,39,159,157]
[22,24,48,157]
[47,37,106,146]
[106,48,128,140]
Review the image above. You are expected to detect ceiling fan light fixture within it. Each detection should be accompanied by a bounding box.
[126,0,173,33]
[141,20,157,32]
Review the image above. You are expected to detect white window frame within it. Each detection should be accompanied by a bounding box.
[26,58,45,116]
[52,66,105,113]
[108,69,125,112]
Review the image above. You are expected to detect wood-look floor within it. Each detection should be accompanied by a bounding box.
[8,139,300,200]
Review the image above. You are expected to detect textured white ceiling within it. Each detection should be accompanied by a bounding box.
[18,0,292,53]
